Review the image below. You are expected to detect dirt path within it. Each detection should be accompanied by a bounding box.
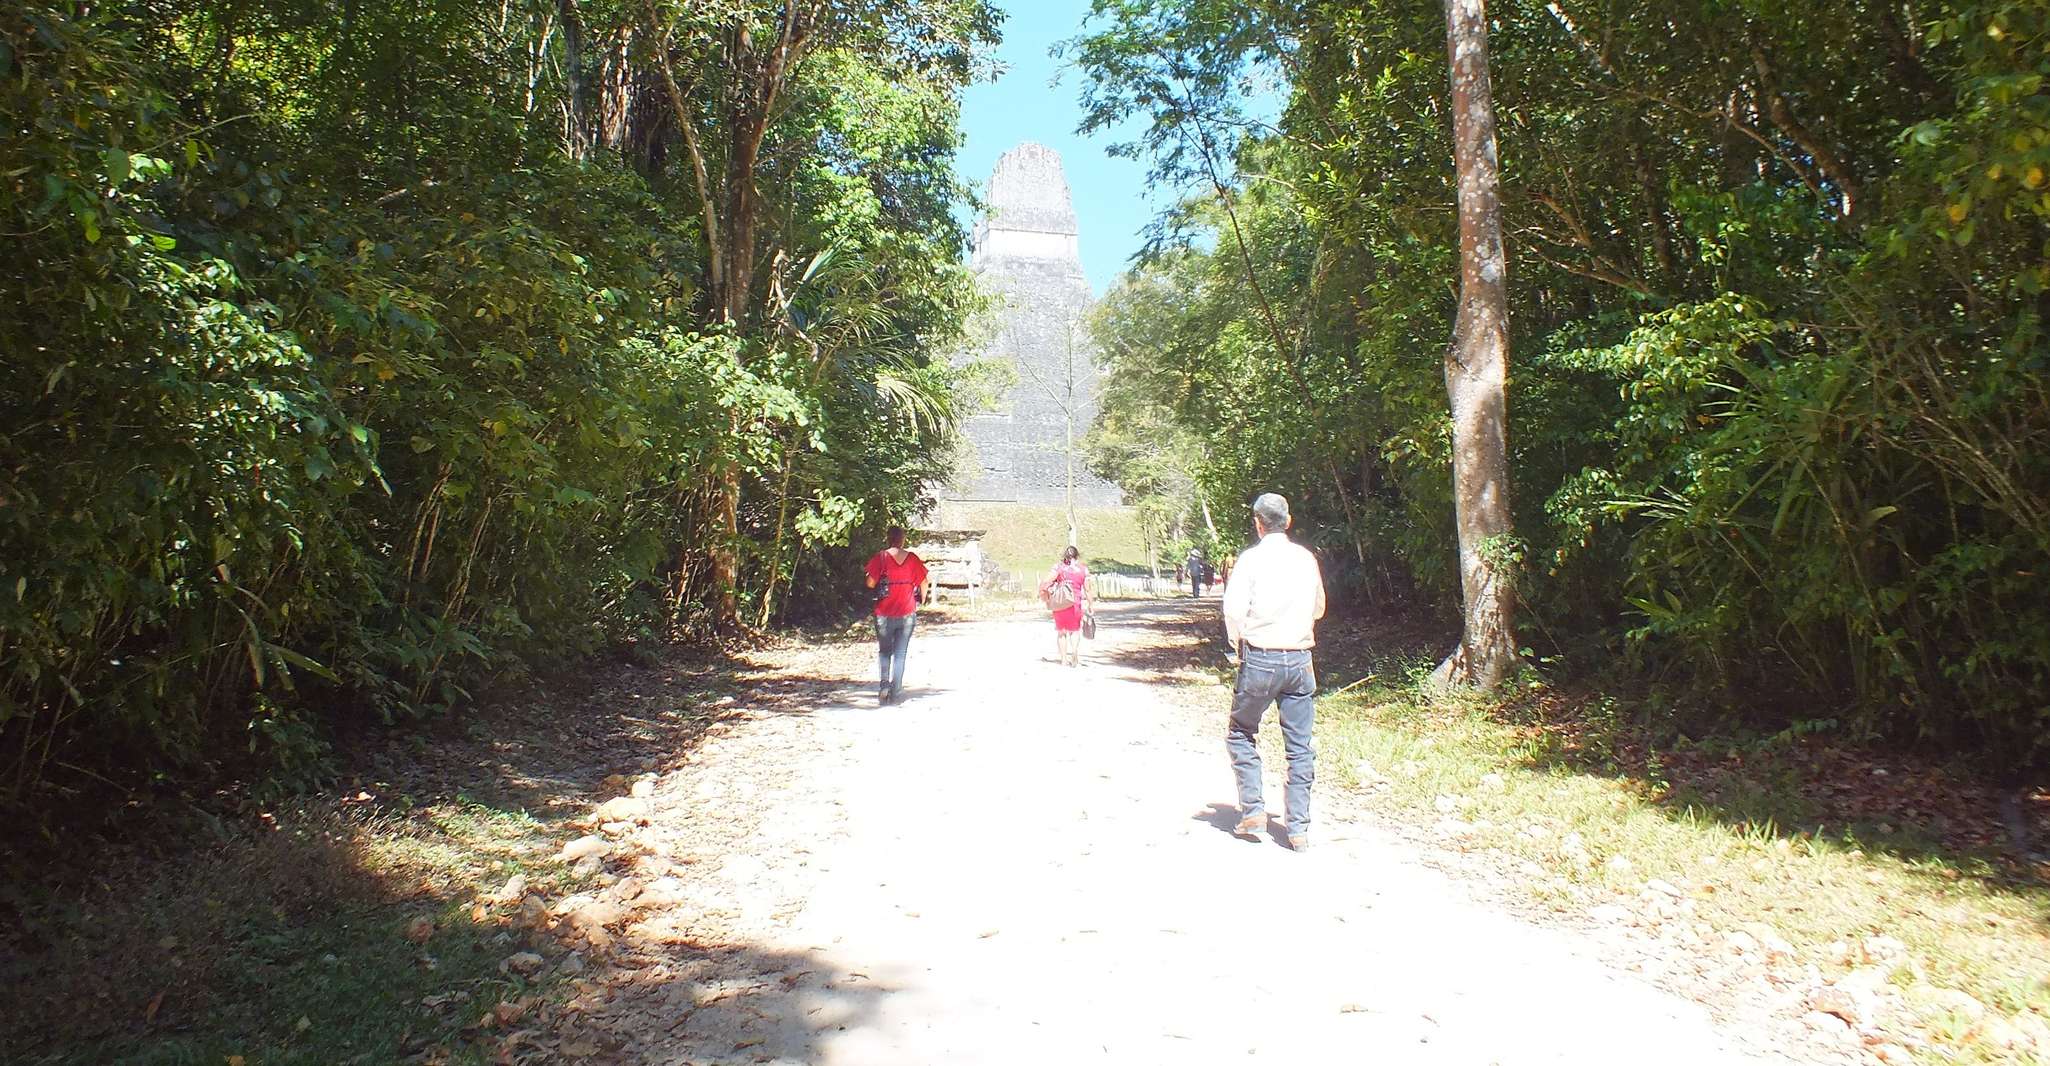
[567,600,1805,1065]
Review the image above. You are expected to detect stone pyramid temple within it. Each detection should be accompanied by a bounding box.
[947,143,1122,507]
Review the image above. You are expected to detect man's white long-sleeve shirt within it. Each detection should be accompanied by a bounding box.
[1222,530,1326,650]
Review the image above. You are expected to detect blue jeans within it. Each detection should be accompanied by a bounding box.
[875,613,915,695]
[1226,647,1317,837]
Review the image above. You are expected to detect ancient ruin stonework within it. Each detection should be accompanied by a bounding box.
[949,144,1121,506]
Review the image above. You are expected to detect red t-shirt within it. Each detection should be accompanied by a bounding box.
[865,550,928,617]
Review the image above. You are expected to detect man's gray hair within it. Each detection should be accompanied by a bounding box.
[1252,492,1290,530]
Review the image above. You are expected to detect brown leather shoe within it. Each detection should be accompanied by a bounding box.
[1287,834,1310,851]
[1233,810,1265,837]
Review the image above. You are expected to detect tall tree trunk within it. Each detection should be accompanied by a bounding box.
[644,0,814,629]
[1631,130,1676,284]
[713,430,742,628]
[1433,0,1519,692]
[558,0,589,158]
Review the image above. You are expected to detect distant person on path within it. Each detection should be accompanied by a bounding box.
[864,526,929,705]
[1185,547,1205,597]
[1221,493,1327,851]
[1040,545,1092,667]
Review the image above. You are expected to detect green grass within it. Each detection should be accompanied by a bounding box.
[929,502,1151,581]
[4,799,580,1065]
[1287,676,2050,1063]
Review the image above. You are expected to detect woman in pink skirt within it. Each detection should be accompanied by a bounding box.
[1041,545,1091,667]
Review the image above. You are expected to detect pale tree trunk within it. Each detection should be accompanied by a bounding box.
[1432,0,1519,691]
[558,0,589,158]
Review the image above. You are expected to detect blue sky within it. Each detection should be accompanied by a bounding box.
[956,0,1157,295]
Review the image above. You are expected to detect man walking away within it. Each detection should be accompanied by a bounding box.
[1221,493,1326,850]
[865,526,929,705]
[1186,547,1205,598]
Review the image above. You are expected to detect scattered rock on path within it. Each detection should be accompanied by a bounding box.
[501,951,545,976]
[1587,903,1631,925]
[1737,921,1795,961]
[1978,1015,2034,1053]
[559,835,611,863]
[1800,1009,1854,1040]
[494,874,528,904]
[1860,935,1908,969]
[1905,984,1985,1024]
[567,900,628,931]
[1433,818,1477,841]
[593,796,649,823]
[2009,1011,2050,1053]
[1804,985,1868,1027]
[1835,965,1893,997]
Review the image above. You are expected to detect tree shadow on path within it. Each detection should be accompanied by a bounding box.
[554,940,894,1065]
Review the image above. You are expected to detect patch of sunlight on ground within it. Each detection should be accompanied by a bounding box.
[1301,684,2050,1064]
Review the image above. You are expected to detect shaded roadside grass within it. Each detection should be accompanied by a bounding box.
[1,645,742,1065]
[2,802,566,1065]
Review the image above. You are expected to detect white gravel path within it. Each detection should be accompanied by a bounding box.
[615,600,1799,1066]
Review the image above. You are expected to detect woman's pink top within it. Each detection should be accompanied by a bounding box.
[1050,561,1087,632]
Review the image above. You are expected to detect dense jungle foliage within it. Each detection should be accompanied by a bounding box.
[1,0,997,813]
[1073,0,2050,768]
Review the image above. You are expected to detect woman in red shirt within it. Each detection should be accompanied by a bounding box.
[864,526,929,705]
[1041,545,1091,667]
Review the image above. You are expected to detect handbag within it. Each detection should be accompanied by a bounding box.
[1081,612,1097,640]
[1043,579,1076,612]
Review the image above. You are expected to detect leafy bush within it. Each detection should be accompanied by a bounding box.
[1,0,987,812]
